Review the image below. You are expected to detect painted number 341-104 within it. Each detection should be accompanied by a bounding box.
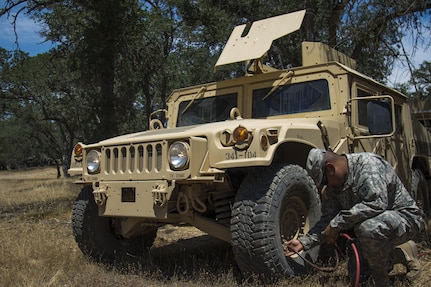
[225,151,257,160]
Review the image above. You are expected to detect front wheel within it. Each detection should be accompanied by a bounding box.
[231,164,321,280]
[72,186,158,264]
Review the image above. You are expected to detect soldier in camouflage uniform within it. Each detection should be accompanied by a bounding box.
[284,149,424,286]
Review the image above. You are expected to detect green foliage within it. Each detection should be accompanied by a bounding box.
[411,61,431,100]
[0,0,430,170]
[37,0,148,140]
[0,50,82,169]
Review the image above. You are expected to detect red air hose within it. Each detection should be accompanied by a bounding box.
[341,233,361,287]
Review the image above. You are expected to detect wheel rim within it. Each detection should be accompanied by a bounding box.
[413,170,429,217]
[280,195,309,241]
[416,184,425,212]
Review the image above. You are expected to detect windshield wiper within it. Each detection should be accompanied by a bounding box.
[181,85,208,115]
[262,70,294,100]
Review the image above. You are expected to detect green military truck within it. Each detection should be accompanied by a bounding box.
[68,10,431,280]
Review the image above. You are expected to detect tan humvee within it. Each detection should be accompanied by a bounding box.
[69,10,431,280]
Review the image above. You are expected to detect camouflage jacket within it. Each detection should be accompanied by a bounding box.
[299,152,424,250]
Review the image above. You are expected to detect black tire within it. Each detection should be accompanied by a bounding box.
[231,164,321,281]
[72,186,158,264]
[411,169,430,218]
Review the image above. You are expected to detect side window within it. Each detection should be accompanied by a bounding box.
[357,86,401,135]
[252,79,330,118]
[357,89,371,127]
[394,104,403,134]
[177,93,238,127]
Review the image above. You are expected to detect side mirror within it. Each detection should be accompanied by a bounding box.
[367,100,393,135]
[348,95,395,139]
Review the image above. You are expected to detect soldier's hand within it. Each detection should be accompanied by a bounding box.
[283,239,304,257]
[324,224,340,244]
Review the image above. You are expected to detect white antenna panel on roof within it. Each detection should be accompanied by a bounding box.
[215,10,306,69]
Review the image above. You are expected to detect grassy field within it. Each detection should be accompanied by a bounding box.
[1,167,430,286]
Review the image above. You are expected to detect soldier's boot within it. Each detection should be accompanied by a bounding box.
[392,240,422,281]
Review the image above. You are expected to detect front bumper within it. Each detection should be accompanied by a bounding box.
[93,180,175,218]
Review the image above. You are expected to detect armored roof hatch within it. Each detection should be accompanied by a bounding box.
[214,10,306,71]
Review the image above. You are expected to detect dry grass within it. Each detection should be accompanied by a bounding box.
[0,167,431,286]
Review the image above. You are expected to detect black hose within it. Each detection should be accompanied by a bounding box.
[288,244,340,273]
[285,233,361,287]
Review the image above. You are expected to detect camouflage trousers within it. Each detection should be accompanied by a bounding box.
[354,210,421,284]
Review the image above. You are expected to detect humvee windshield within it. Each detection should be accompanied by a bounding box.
[177,93,237,127]
[252,79,330,118]
[176,79,330,127]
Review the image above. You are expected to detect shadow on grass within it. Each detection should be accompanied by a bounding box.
[147,235,239,280]
[102,234,243,284]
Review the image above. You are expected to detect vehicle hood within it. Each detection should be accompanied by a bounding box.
[87,117,327,148]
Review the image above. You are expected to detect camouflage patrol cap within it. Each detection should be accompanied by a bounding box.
[306,148,326,186]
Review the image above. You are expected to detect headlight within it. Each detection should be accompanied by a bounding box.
[169,141,190,170]
[87,150,101,174]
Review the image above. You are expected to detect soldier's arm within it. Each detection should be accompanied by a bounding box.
[299,194,341,249]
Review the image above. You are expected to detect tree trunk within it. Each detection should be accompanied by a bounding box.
[328,1,348,47]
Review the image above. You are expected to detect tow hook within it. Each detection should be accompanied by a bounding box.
[152,184,168,207]
[93,185,108,206]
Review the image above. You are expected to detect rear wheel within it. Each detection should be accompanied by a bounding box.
[231,164,321,280]
[72,186,157,264]
[411,169,430,218]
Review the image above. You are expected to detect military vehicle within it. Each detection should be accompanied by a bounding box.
[68,10,431,280]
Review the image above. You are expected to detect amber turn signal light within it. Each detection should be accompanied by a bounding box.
[74,143,83,156]
[233,126,248,142]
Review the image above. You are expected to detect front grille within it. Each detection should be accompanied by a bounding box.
[103,143,164,177]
